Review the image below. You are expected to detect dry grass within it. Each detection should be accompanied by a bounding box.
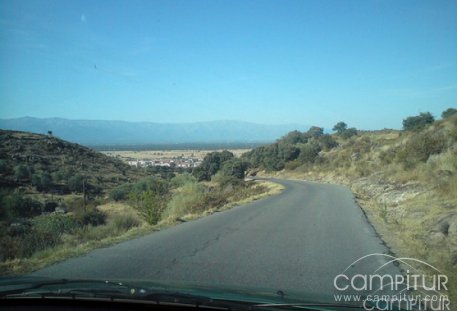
[216,180,284,211]
[0,203,147,276]
[161,180,284,223]
[0,222,157,276]
[362,192,457,305]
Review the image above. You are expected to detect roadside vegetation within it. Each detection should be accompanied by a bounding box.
[242,108,457,302]
[109,153,270,226]
[0,133,276,275]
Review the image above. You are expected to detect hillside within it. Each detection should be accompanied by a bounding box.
[0,130,144,194]
[0,130,275,274]
[0,130,148,267]
[0,117,310,145]
[243,111,457,301]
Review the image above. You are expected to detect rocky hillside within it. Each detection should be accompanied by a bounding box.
[0,130,144,195]
[244,110,457,302]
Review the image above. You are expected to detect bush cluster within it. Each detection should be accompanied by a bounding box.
[0,207,107,260]
[161,177,263,221]
[0,213,78,259]
[402,112,434,131]
[395,131,447,168]
[0,191,43,221]
[192,150,237,181]
[242,127,338,171]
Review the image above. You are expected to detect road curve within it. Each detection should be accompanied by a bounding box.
[31,179,395,296]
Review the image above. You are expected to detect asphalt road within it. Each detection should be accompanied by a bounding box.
[31,179,397,296]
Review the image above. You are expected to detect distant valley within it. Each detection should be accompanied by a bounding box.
[0,117,310,146]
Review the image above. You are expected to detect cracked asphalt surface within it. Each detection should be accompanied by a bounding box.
[31,179,396,296]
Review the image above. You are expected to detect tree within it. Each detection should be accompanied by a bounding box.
[280,130,307,145]
[332,122,347,134]
[192,151,234,181]
[402,112,434,131]
[307,126,324,138]
[442,108,457,119]
[220,158,248,179]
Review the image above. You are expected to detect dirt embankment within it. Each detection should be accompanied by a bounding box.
[310,173,456,266]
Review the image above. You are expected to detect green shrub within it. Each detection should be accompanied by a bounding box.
[298,142,321,164]
[242,142,295,171]
[170,173,197,188]
[19,229,61,258]
[132,177,169,196]
[402,112,434,131]
[32,214,78,236]
[109,184,133,201]
[130,191,164,225]
[6,214,79,258]
[0,191,42,220]
[395,131,447,168]
[163,182,205,219]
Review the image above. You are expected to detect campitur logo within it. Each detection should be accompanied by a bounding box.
[333,253,450,311]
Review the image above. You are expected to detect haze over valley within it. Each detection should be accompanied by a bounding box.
[0,117,310,146]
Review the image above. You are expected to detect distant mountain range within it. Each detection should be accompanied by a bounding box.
[0,117,310,146]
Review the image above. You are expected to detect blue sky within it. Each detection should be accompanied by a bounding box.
[0,0,456,130]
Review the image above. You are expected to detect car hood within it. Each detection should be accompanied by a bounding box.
[0,276,355,308]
